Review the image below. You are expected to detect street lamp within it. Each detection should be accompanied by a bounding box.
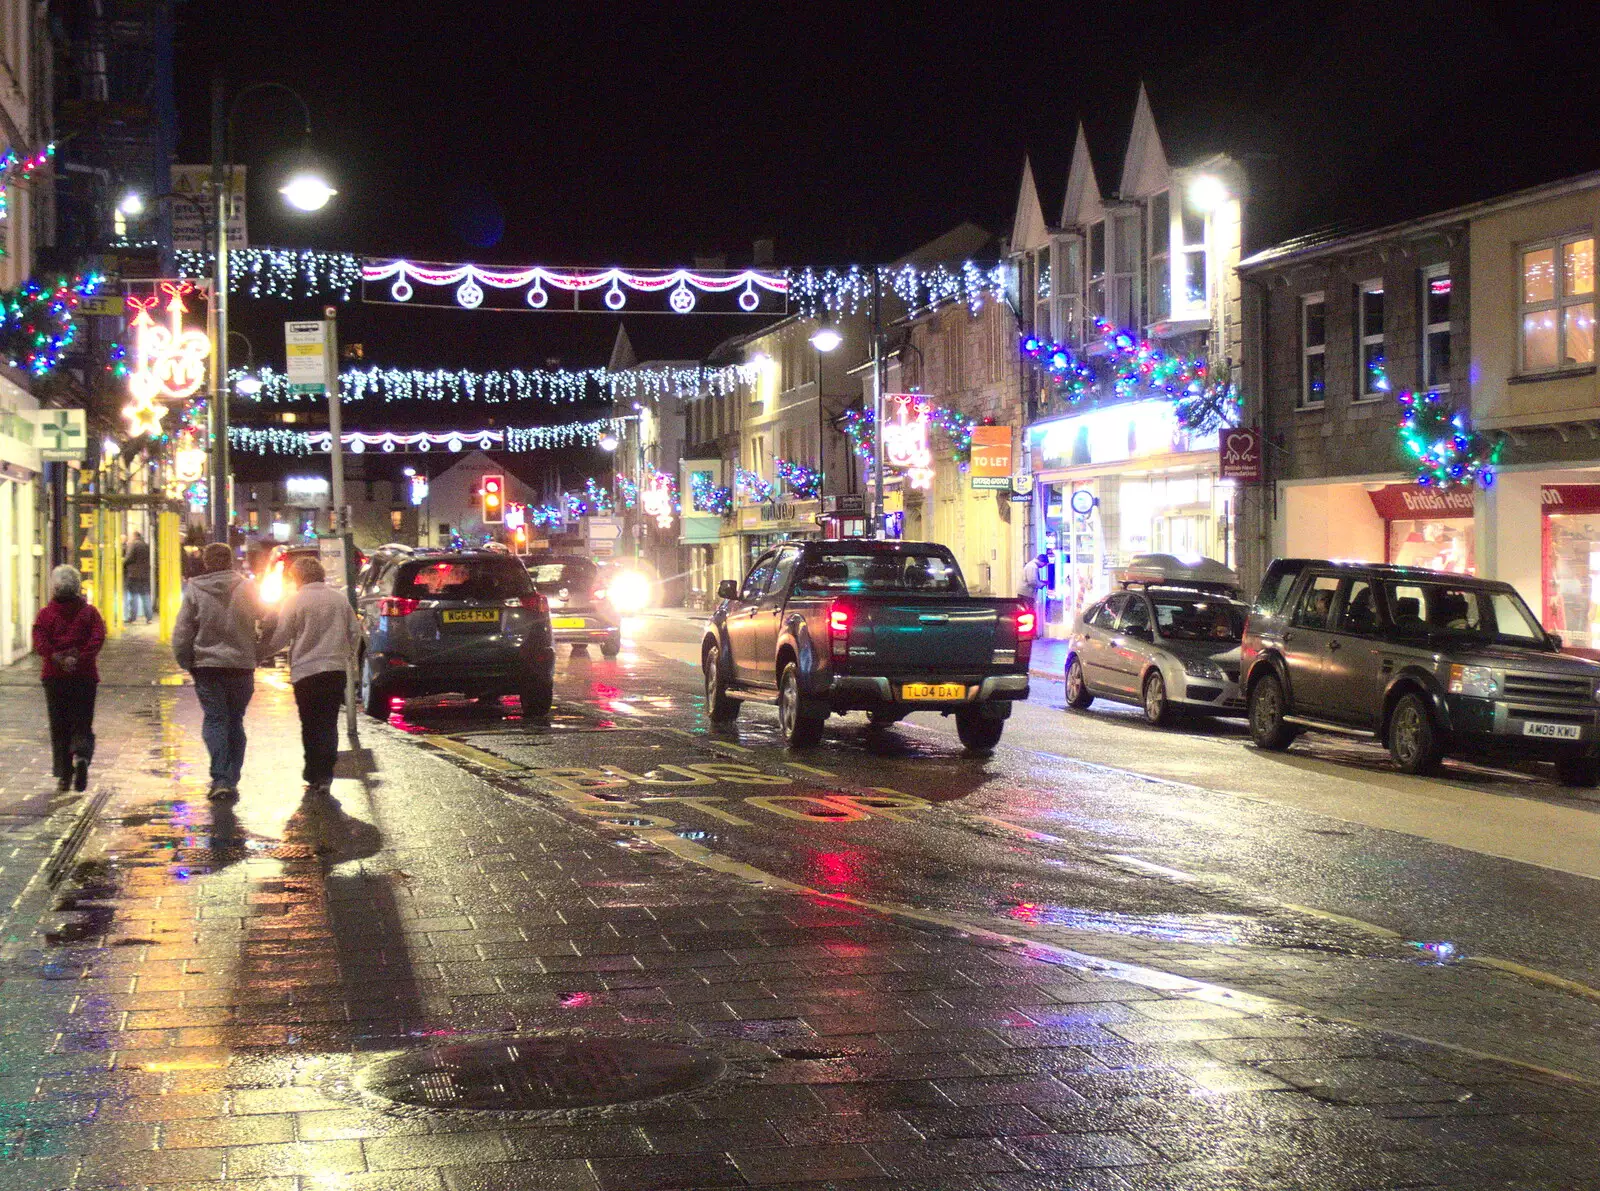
[809,325,842,353]
[209,78,336,543]
[599,431,620,452]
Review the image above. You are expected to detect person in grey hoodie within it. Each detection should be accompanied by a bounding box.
[172,543,261,800]
[260,556,359,797]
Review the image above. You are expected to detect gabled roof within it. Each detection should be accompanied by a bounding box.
[1060,122,1104,229]
[1118,83,1171,199]
[1009,156,1050,252]
[607,325,638,372]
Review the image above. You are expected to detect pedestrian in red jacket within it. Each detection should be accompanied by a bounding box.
[33,565,106,792]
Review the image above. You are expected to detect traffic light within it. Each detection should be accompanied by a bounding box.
[481,474,504,524]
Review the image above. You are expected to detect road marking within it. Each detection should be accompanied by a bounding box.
[745,795,871,822]
[1279,903,1401,940]
[656,726,754,753]
[786,762,838,777]
[638,796,755,826]
[1468,956,1600,1005]
[427,737,522,772]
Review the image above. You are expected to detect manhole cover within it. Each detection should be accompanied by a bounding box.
[354,1036,726,1112]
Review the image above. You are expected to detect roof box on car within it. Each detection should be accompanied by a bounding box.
[1119,554,1242,595]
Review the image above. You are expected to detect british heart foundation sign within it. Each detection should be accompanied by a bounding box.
[1219,427,1262,481]
[969,425,1013,490]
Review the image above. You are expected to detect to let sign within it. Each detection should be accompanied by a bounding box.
[969,425,1013,489]
[1219,427,1262,481]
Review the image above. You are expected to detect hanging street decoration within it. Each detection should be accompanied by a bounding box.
[773,457,822,500]
[236,361,756,405]
[228,416,622,455]
[362,260,790,314]
[0,271,103,377]
[880,394,936,489]
[734,467,773,504]
[0,141,54,226]
[615,474,638,509]
[173,245,1008,320]
[1396,388,1502,490]
[121,281,213,437]
[688,470,733,516]
[1021,319,1241,433]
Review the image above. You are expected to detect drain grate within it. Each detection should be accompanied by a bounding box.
[354,1036,726,1113]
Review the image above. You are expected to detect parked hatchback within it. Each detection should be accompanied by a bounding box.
[355,548,555,719]
[525,554,622,656]
[1242,558,1600,786]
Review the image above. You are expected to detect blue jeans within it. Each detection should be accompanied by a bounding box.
[192,668,255,786]
[125,587,151,623]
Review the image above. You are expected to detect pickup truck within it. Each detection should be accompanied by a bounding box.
[701,539,1035,751]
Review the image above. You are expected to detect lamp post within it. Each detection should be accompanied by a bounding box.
[209,77,336,544]
[809,324,840,525]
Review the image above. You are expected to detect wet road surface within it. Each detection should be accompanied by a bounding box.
[389,615,1600,1082]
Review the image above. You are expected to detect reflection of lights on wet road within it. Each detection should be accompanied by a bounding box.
[1409,940,1460,964]
[1006,901,1245,946]
[805,849,862,888]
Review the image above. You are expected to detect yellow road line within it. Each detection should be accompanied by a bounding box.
[1280,903,1402,940]
[1468,956,1600,1005]
[428,737,522,772]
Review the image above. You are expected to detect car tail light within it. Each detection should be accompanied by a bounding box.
[519,592,549,614]
[377,597,419,617]
[1016,610,1037,640]
[828,602,850,658]
[591,588,608,602]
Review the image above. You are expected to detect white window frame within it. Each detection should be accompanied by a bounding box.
[1106,208,1139,332]
[1519,233,1595,375]
[1355,279,1385,402]
[1300,292,1326,410]
[1086,220,1106,330]
[1147,190,1171,323]
[1053,235,1084,347]
[1422,264,1452,392]
[1175,189,1209,318]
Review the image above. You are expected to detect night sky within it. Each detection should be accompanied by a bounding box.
[172,1,1600,474]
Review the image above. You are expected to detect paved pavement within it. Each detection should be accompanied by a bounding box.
[2,629,1600,1187]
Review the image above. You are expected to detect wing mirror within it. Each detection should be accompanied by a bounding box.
[1549,632,1565,651]
[717,579,739,601]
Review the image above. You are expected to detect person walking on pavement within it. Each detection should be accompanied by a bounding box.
[123,531,152,624]
[260,556,359,798]
[173,543,260,801]
[33,565,107,793]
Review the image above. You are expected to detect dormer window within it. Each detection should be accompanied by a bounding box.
[1178,189,1209,313]
[1147,190,1170,322]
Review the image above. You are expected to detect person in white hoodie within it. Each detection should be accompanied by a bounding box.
[260,556,360,797]
[173,543,261,800]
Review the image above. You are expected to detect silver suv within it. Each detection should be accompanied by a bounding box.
[354,548,555,719]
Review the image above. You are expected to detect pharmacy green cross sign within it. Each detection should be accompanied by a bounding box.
[37,408,87,462]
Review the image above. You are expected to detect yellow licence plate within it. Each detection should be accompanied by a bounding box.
[551,616,586,629]
[901,682,968,701]
[440,608,500,625]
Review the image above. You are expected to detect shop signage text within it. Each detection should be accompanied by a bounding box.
[35,409,86,462]
[970,425,1012,489]
[1218,427,1262,482]
[822,493,865,516]
[1367,484,1474,520]
[1542,485,1600,516]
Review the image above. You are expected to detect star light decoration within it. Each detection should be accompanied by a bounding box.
[841,395,977,478]
[1020,319,1241,433]
[0,271,103,375]
[640,471,678,529]
[122,282,212,438]
[236,361,755,405]
[228,417,623,455]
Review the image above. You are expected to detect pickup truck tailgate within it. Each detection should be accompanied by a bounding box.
[859,601,1001,670]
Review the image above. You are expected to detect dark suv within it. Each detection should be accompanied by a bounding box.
[1242,559,1600,786]
[354,548,556,719]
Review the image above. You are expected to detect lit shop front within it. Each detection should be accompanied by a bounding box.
[1028,399,1228,635]
[1366,484,1475,573]
[1542,485,1600,651]
[737,499,820,567]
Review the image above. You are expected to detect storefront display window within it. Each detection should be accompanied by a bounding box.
[1389,518,1473,573]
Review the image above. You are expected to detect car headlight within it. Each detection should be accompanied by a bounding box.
[608,569,652,614]
[1448,664,1499,699]
[1182,658,1224,681]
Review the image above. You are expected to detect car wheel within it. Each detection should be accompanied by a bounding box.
[1387,692,1443,775]
[519,674,554,720]
[1556,756,1600,788]
[704,645,741,724]
[1065,657,1094,709]
[1142,671,1174,727]
[360,655,391,720]
[1248,673,1296,751]
[955,709,1005,753]
[601,633,622,658]
[777,661,825,748]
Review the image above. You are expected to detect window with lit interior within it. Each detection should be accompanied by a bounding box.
[1357,280,1385,399]
[1422,265,1451,390]
[1300,293,1326,408]
[1521,235,1594,373]
[1147,190,1170,322]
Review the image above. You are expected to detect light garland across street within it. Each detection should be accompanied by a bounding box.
[233,362,757,404]
[229,417,621,455]
[174,247,363,301]
[362,260,790,312]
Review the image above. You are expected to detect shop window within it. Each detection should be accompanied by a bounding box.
[1147,190,1170,322]
[1300,293,1326,409]
[1389,518,1473,573]
[1357,281,1385,399]
[1422,266,1452,390]
[1520,234,1594,373]
[1545,508,1600,648]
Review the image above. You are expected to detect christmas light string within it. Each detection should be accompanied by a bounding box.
[1,271,104,375]
[840,396,978,470]
[174,248,363,301]
[363,261,789,312]
[788,262,1008,317]
[734,468,773,504]
[0,141,54,224]
[773,457,822,500]
[228,417,622,456]
[688,470,732,515]
[1396,389,1502,488]
[614,475,638,509]
[235,362,757,405]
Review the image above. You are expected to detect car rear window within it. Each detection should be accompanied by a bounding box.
[395,558,532,601]
[527,559,598,592]
[796,551,966,594]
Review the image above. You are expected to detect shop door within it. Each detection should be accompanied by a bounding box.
[1155,514,1211,559]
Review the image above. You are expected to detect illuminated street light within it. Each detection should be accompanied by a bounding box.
[117,192,146,217]
[599,432,620,452]
[278,172,338,212]
[233,374,263,397]
[810,325,843,353]
[1188,174,1228,213]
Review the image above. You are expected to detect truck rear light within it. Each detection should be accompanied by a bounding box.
[591,587,608,602]
[519,593,549,614]
[377,597,419,617]
[828,603,851,657]
[1016,610,1037,640]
